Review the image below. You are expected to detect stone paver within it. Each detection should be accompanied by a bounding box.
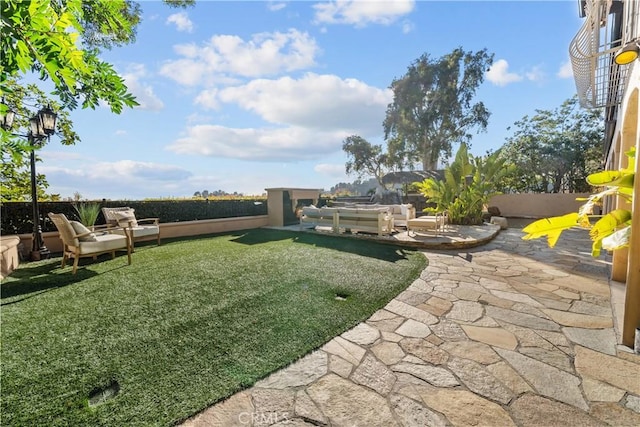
[420,389,516,427]
[574,345,640,395]
[460,324,518,350]
[182,227,640,427]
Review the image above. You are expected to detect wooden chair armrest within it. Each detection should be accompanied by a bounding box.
[73,230,95,239]
[136,218,159,225]
[90,224,114,231]
[101,225,130,234]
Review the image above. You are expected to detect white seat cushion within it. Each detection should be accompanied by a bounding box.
[112,225,159,238]
[78,234,128,254]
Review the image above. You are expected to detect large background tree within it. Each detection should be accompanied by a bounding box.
[500,96,604,193]
[383,47,494,171]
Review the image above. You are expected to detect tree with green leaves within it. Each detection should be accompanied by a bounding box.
[1,0,193,197]
[342,135,397,188]
[1,0,193,153]
[1,78,79,201]
[500,96,604,193]
[383,48,494,171]
[523,147,635,257]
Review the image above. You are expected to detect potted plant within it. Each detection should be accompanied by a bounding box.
[74,202,101,229]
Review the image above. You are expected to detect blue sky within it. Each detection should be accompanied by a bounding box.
[41,0,584,199]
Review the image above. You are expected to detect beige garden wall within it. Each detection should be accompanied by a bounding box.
[489,193,592,218]
[16,215,269,260]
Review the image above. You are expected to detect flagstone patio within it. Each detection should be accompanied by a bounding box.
[182,225,639,427]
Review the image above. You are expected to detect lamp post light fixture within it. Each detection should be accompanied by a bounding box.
[614,39,640,65]
[1,103,58,261]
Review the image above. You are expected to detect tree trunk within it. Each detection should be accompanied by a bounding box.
[422,147,437,171]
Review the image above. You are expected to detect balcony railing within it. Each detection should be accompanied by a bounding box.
[569,0,637,108]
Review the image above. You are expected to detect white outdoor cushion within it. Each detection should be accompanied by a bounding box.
[112,225,159,238]
[78,233,128,254]
[69,221,97,242]
[114,209,138,227]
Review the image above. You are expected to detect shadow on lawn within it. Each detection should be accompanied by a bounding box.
[0,259,101,304]
[231,228,412,263]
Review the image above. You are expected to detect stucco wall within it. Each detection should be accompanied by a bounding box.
[265,188,322,226]
[489,193,592,218]
[15,215,269,261]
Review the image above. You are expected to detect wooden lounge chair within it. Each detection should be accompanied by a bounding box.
[101,207,160,250]
[48,213,131,274]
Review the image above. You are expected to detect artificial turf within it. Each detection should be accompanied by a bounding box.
[1,228,426,426]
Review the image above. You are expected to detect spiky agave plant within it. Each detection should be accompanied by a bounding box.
[74,202,101,227]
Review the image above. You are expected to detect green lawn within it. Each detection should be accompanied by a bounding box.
[1,228,426,426]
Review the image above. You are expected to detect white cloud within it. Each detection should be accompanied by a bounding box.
[159,29,319,84]
[115,130,127,136]
[194,89,220,110]
[46,160,190,182]
[314,163,348,179]
[525,65,545,82]
[185,112,215,125]
[167,125,347,162]
[41,161,193,199]
[214,73,392,134]
[486,59,523,86]
[557,61,573,78]
[157,58,209,86]
[166,12,194,33]
[313,0,415,27]
[122,64,164,111]
[401,20,415,34]
[267,1,287,11]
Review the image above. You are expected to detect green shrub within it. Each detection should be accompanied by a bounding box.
[0,199,268,235]
[415,144,511,225]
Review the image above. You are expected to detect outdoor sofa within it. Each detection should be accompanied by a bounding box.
[300,206,394,236]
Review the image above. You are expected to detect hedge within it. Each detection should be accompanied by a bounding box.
[0,199,268,235]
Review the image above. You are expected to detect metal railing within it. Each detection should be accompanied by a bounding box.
[569,0,638,108]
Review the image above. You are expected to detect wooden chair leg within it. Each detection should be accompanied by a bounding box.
[72,256,80,275]
[125,233,132,265]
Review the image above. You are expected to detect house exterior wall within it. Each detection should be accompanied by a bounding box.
[570,0,639,348]
[616,78,639,346]
[607,62,639,347]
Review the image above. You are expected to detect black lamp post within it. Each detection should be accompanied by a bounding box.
[1,103,58,261]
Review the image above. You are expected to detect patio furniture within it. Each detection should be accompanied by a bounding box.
[102,207,160,250]
[407,212,448,237]
[300,206,394,236]
[48,213,131,274]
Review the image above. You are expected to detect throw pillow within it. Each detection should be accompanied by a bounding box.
[114,209,138,227]
[70,221,97,242]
